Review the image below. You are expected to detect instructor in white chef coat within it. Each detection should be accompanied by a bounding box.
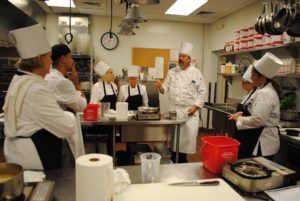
[228,52,283,160]
[3,24,80,170]
[154,42,206,163]
[118,66,148,110]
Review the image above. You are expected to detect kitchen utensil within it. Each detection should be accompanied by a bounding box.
[140,152,161,183]
[138,106,158,113]
[0,163,24,200]
[169,180,220,186]
[286,1,300,37]
[285,129,300,136]
[222,157,297,193]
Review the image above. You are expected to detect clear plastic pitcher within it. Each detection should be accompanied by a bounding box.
[140,152,161,183]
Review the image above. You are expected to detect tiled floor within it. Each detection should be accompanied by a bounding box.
[0,130,214,163]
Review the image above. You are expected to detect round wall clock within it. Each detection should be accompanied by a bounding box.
[100,31,119,50]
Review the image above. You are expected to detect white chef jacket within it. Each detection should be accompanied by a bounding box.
[240,89,256,106]
[45,69,87,112]
[236,82,280,156]
[3,71,77,170]
[118,84,149,107]
[90,81,118,104]
[162,65,206,153]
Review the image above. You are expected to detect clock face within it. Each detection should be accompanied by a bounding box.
[101,32,119,50]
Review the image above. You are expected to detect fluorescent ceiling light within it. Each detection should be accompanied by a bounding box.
[165,0,208,16]
[45,0,75,8]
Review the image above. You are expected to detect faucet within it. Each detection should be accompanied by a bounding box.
[238,56,252,74]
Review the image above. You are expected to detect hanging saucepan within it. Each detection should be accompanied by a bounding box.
[271,0,284,34]
[266,0,281,34]
[286,1,300,37]
[0,163,24,200]
[261,3,270,34]
[273,0,294,34]
[255,4,266,34]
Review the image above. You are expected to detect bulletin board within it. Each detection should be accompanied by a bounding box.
[132,47,170,79]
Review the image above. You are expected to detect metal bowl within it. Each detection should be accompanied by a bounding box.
[138,106,158,113]
[0,163,24,200]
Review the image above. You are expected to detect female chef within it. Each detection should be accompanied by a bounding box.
[90,61,118,110]
[228,52,283,160]
[118,66,148,110]
[3,24,79,170]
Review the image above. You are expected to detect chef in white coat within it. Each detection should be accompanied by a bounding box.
[90,61,118,110]
[3,24,80,170]
[45,44,87,112]
[228,52,283,160]
[118,65,148,110]
[44,44,86,163]
[154,42,207,163]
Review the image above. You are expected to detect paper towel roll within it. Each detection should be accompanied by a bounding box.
[116,102,128,120]
[76,154,114,201]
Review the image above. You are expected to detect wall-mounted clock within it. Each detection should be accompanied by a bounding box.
[100,31,119,51]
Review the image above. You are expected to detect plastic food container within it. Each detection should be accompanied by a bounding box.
[201,136,240,174]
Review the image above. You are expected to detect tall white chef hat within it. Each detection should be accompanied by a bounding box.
[179,42,193,57]
[242,65,253,83]
[127,65,140,77]
[94,61,111,76]
[253,52,283,79]
[9,24,51,59]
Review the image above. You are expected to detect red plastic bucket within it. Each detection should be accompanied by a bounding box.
[83,104,99,121]
[201,136,240,174]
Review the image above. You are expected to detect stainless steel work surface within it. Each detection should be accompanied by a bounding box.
[45,163,265,201]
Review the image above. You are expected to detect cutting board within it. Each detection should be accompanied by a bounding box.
[114,179,245,201]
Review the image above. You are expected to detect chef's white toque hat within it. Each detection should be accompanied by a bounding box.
[180,42,193,57]
[94,61,111,76]
[242,65,253,83]
[9,24,51,59]
[127,65,140,77]
[254,52,283,79]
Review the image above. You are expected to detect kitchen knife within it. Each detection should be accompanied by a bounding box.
[168,180,220,186]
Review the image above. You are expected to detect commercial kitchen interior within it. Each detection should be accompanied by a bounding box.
[1,0,300,199]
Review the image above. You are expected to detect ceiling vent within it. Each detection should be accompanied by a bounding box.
[75,0,105,9]
[197,11,215,15]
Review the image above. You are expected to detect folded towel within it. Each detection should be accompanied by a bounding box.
[114,168,131,195]
[24,170,46,183]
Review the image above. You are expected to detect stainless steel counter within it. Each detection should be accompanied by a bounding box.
[79,113,185,164]
[45,162,265,201]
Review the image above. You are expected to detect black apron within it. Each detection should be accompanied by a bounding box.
[126,84,143,110]
[232,88,264,159]
[31,129,63,170]
[101,82,117,110]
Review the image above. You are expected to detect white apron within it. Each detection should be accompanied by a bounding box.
[170,105,199,153]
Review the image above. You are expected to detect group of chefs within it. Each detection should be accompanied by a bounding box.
[2,23,283,170]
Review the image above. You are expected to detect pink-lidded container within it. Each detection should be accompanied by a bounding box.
[253,34,263,48]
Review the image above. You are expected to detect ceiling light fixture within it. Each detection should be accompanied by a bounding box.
[45,0,75,8]
[165,0,208,16]
[124,4,148,23]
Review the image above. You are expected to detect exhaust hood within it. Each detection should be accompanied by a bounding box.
[0,0,46,45]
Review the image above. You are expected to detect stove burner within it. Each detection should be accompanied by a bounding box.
[230,161,273,179]
[242,169,260,177]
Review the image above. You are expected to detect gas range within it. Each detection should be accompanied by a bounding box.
[222,157,297,193]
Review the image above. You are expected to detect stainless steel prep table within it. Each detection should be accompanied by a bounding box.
[79,113,185,164]
[45,162,265,201]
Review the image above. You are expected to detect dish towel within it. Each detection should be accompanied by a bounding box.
[114,168,131,195]
[2,74,41,137]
